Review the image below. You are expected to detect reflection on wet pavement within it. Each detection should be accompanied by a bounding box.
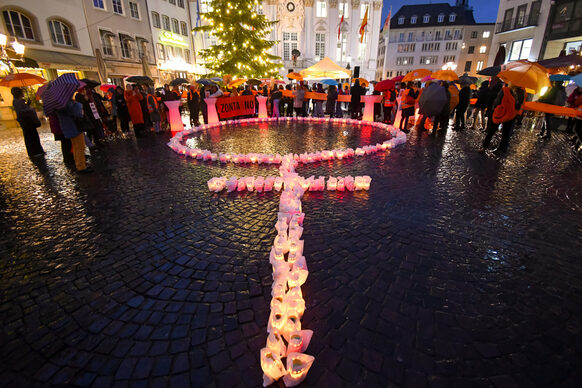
[0,121,581,387]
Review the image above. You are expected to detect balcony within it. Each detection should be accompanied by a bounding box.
[496,13,539,33]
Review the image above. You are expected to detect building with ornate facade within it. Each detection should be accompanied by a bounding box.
[377,1,494,80]
[191,0,383,81]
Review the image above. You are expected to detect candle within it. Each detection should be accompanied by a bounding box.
[282,353,315,387]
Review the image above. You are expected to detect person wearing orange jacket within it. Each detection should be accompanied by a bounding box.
[125,84,145,136]
[146,87,161,133]
[399,82,418,132]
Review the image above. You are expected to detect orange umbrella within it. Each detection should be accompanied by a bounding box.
[352,78,369,87]
[287,72,303,81]
[431,70,459,82]
[228,78,246,88]
[402,69,431,82]
[0,73,47,88]
[497,62,550,94]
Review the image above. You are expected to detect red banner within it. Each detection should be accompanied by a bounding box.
[216,95,255,119]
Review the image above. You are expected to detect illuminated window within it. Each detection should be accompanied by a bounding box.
[316,1,327,18]
[483,31,490,38]
[509,39,532,60]
[476,60,484,71]
[479,45,486,53]
[315,33,325,61]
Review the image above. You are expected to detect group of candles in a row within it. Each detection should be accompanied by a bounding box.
[207,174,372,193]
[261,158,315,386]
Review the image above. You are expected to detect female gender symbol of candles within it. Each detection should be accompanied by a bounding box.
[170,117,408,386]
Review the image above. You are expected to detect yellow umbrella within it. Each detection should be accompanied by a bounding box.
[0,73,47,88]
[228,78,246,88]
[342,82,350,90]
[497,62,550,94]
[352,78,369,87]
[431,70,459,82]
[287,72,303,81]
[402,69,431,82]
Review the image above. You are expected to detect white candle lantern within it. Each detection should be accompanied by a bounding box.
[267,306,287,333]
[282,353,315,387]
[246,176,255,192]
[287,330,313,354]
[327,177,337,191]
[255,176,265,192]
[264,176,274,191]
[266,331,287,358]
[361,176,371,190]
[226,178,238,192]
[274,177,284,192]
[237,178,246,191]
[260,348,287,387]
[344,176,355,191]
[336,177,345,191]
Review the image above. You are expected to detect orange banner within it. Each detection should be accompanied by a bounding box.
[216,95,256,119]
[522,101,582,118]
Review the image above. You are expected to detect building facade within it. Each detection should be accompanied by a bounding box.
[540,0,581,58]
[146,0,195,83]
[82,0,156,85]
[378,1,494,80]
[488,0,551,64]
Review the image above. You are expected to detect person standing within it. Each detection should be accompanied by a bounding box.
[293,85,306,117]
[312,84,325,118]
[187,85,200,127]
[47,114,73,164]
[455,83,471,130]
[382,88,396,124]
[12,87,44,158]
[56,98,91,173]
[479,84,524,154]
[270,86,282,118]
[125,85,145,135]
[350,80,364,120]
[537,81,567,140]
[112,86,130,134]
[471,80,489,130]
[326,85,338,118]
[146,87,161,133]
[399,82,417,132]
[432,82,451,135]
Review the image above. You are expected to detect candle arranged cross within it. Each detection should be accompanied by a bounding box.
[168,117,407,386]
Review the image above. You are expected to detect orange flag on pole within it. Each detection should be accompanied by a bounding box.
[359,7,368,43]
[338,14,344,40]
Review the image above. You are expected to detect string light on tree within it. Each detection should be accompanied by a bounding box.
[193,0,281,78]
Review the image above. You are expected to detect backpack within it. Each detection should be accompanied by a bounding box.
[492,87,517,124]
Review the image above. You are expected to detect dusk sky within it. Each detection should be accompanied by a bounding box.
[381,0,500,25]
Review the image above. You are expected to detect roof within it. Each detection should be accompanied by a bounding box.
[299,57,351,80]
[390,3,477,29]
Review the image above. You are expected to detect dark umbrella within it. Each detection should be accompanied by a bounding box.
[549,74,571,82]
[493,46,506,66]
[418,83,447,116]
[170,78,189,86]
[477,66,501,76]
[458,73,478,84]
[538,53,582,68]
[196,78,213,86]
[374,79,395,92]
[126,75,153,84]
[247,78,261,86]
[80,78,100,89]
[42,73,84,116]
[210,77,222,83]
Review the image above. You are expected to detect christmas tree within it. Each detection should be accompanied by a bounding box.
[193,0,282,78]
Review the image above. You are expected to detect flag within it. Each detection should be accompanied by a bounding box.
[338,14,344,40]
[194,0,201,35]
[383,7,391,32]
[359,7,368,43]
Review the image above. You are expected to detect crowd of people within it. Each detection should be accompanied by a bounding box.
[10,75,582,173]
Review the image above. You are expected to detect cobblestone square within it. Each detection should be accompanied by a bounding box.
[1,122,581,387]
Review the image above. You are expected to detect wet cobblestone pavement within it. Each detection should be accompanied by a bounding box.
[1,119,581,387]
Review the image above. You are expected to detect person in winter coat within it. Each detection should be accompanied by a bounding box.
[326,85,338,118]
[125,85,145,135]
[312,84,325,118]
[270,86,282,118]
[187,85,200,127]
[432,82,451,134]
[565,85,582,134]
[12,87,44,158]
[479,84,525,154]
[293,85,306,117]
[382,88,397,124]
[146,87,161,133]
[350,80,365,120]
[471,80,489,130]
[538,81,567,139]
[399,82,418,132]
[455,84,472,130]
[48,114,73,164]
[56,99,91,173]
[112,86,130,133]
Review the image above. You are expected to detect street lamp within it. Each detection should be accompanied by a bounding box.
[0,33,7,47]
[0,33,26,74]
[12,41,24,55]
